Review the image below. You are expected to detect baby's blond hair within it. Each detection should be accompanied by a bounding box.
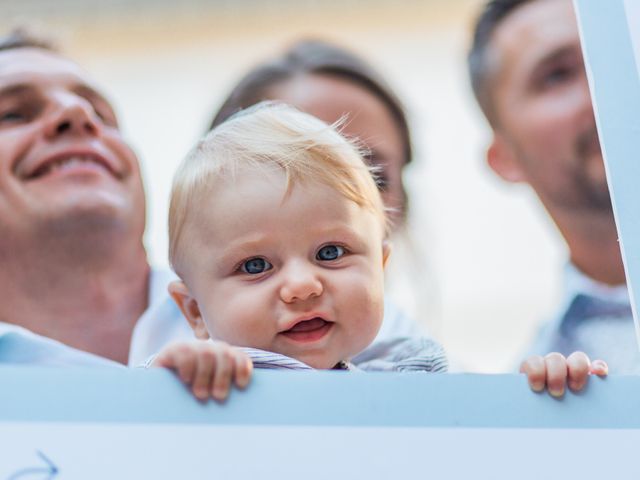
[169,102,387,274]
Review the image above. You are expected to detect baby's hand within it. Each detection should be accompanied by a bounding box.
[153,340,253,402]
[520,352,608,397]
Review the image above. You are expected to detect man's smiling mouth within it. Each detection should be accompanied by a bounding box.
[22,150,122,181]
[280,317,334,343]
[29,155,110,179]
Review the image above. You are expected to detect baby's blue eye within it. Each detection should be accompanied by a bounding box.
[241,258,272,274]
[316,245,345,261]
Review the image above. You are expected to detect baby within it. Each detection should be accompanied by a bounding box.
[154,102,606,400]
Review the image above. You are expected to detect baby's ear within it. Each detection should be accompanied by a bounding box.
[168,280,210,340]
[382,241,392,268]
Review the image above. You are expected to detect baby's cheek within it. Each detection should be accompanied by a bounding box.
[200,302,239,343]
[210,309,269,348]
[350,284,384,343]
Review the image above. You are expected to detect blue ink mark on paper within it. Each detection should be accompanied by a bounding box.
[7,450,58,480]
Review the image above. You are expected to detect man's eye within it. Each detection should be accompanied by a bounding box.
[535,58,581,91]
[92,105,118,127]
[241,258,272,274]
[542,67,573,87]
[316,245,345,261]
[0,111,25,123]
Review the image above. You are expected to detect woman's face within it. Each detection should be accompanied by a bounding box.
[266,73,407,227]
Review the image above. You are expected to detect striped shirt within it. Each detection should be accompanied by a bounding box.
[242,337,448,373]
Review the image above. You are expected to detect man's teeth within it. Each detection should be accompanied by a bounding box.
[36,156,105,176]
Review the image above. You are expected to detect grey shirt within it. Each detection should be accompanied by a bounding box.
[243,337,448,373]
[529,264,639,374]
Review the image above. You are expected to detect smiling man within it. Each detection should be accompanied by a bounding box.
[0,30,193,366]
[468,0,637,372]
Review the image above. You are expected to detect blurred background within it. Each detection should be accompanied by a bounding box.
[1,0,566,372]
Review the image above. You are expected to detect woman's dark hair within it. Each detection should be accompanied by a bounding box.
[209,39,413,167]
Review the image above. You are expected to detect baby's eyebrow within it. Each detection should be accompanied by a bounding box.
[314,224,366,238]
[214,238,270,268]
[316,229,373,252]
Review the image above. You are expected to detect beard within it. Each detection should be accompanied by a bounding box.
[513,126,613,216]
[571,127,613,212]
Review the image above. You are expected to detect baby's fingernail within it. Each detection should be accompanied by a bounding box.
[549,387,565,398]
[195,388,208,400]
[592,360,608,375]
[530,381,545,392]
[213,388,228,401]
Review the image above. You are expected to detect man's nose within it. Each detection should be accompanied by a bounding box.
[279,261,324,304]
[44,92,101,139]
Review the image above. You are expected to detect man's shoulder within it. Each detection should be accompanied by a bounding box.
[0,322,123,367]
[535,263,631,340]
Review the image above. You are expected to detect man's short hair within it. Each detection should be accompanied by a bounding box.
[468,0,532,125]
[0,28,56,52]
[169,102,387,274]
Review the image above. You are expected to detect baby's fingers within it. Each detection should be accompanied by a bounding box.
[154,343,197,385]
[520,355,546,392]
[211,347,233,402]
[544,352,568,398]
[191,346,217,401]
[566,351,590,392]
[233,351,253,389]
[590,359,609,377]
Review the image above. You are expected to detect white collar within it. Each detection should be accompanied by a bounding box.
[564,263,629,304]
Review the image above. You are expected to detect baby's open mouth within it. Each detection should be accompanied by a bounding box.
[281,318,334,343]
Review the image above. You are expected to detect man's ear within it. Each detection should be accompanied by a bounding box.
[382,241,392,268]
[168,280,210,340]
[487,132,526,183]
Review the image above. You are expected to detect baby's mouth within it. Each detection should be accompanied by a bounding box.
[280,318,334,343]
